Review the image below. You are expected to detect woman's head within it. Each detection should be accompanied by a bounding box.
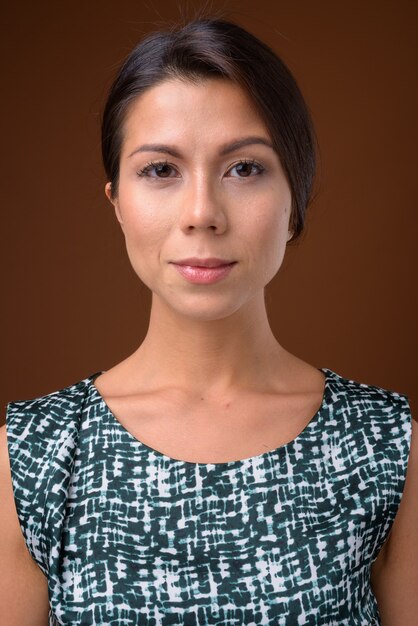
[101,17,317,245]
[102,76,292,321]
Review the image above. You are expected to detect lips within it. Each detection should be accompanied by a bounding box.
[171,257,236,268]
[171,261,236,284]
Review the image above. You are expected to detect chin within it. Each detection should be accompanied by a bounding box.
[161,294,247,321]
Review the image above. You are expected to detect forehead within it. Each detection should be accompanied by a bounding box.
[120,77,270,153]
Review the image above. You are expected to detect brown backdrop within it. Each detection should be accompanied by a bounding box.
[2,0,417,420]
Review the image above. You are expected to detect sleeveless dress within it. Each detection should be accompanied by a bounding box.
[5,367,412,626]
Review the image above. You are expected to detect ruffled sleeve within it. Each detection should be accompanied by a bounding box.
[5,376,91,577]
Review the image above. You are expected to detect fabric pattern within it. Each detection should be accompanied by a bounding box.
[5,367,412,626]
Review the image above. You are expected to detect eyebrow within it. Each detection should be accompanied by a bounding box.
[127,136,275,159]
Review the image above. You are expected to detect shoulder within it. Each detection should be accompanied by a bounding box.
[5,373,94,446]
[6,372,93,414]
[325,368,413,478]
[327,368,412,431]
[327,367,408,403]
[5,372,95,506]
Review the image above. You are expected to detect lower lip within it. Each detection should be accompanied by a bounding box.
[171,262,237,284]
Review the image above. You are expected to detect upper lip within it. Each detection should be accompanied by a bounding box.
[171,257,236,268]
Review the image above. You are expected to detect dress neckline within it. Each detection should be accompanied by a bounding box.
[88,367,334,468]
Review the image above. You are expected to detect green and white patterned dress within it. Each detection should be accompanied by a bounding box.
[5,367,412,625]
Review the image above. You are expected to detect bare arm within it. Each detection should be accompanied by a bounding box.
[0,423,50,626]
[370,415,418,625]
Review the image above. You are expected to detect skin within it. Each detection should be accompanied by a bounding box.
[102,76,324,408]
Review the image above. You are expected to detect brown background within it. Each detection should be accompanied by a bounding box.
[2,0,417,420]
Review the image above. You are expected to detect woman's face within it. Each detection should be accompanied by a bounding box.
[106,77,292,320]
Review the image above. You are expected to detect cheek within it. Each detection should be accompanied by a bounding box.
[242,195,290,265]
[119,198,169,274]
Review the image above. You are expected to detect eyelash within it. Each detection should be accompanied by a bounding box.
[137,158,265,180]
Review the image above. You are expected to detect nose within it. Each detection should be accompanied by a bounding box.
[178,175,228,234]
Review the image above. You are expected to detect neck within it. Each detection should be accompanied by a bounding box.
[129,291,290,396]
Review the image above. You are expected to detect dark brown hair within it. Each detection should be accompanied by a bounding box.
[101,18,317,244]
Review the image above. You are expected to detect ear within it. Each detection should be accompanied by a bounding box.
[105,182,124,230]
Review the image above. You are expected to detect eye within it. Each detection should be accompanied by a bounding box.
[226,159,265,178]
[137,160,178,179]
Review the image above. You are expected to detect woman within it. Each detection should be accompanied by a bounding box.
[2,16,417,626]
